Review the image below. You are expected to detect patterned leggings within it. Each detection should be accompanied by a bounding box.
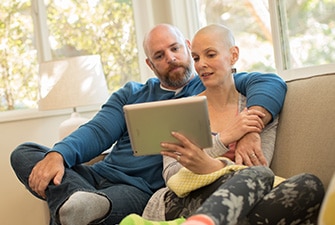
[165,166,324,225]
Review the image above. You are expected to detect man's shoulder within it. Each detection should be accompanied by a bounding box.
[179,75,204,96]
[126,77,159,87]
[121,78,160,92]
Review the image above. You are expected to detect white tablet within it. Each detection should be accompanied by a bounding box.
[123,96,213,156]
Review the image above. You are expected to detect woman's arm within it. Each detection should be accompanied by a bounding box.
[162,133,231,182]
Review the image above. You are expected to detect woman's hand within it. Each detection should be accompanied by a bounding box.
[161,132,225,174]
[218,108,264,146]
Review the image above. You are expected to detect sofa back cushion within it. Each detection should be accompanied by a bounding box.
[270,74,335,189]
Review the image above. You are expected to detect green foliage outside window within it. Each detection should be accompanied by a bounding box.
[1,1,37,111]
[0,0,138,111]
[46,0,139,90]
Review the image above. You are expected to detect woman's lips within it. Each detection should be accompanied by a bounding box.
[201,72,212,77]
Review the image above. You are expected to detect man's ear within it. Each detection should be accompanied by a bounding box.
[146,58,154,70]
[230,46,239,65]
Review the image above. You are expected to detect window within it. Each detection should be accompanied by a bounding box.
[43,0,139,90]
[0,1,38,111]
[0,0,139,112]
[270,0,335,79]
[1,0,334,113]
[197,0,335,79]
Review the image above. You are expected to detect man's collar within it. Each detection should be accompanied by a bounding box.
[160,84,184,95]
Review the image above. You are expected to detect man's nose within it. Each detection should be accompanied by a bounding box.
[166,52,176,63]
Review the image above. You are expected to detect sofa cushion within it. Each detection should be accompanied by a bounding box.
[270,74,335,190]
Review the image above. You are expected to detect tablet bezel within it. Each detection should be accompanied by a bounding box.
[123,96,213,156]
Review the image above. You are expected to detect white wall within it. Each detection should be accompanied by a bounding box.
[0,109,97,225]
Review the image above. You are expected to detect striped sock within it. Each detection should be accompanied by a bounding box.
[119,214,186,225]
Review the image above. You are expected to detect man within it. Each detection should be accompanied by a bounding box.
[10,24,287,225]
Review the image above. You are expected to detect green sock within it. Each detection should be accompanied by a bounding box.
[120,213,186,225]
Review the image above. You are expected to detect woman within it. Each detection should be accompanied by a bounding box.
[120,24,324,225]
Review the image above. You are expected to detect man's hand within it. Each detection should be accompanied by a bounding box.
[248,106,272,126]
[28,152,65,199]
[234,132,267,166]
[218,108,265,146]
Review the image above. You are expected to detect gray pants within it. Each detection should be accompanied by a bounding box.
[165,166,324,225]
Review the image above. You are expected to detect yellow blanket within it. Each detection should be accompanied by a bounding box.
[167,164,286,198]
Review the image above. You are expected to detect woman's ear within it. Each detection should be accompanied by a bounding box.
[230,46,239,65]
[185,39,191,50]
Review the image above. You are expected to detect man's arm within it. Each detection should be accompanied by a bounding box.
[233,72,286,166]
[234,72,287,123]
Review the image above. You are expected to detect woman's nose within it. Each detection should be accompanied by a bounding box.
[198,58,207,68]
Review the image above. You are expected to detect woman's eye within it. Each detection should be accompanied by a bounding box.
[192,56,199,62]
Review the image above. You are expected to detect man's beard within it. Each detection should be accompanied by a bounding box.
[159,62,194,89]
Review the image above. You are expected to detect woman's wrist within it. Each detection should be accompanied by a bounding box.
[210,158,227,172]
[216,132,229,147]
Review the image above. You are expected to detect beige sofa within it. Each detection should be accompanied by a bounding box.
[270,73,335,190]
[91,73,334,223]
[24,73,335,224]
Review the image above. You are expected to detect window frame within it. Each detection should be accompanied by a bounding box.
[32,0,52,62]
[268,0,335,81]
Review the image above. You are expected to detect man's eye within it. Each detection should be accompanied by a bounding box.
[154,54,163,60]
[172,46,179,52]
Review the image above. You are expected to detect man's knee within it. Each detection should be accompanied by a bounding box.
[10,142,48,177]
[11,142,37,166]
